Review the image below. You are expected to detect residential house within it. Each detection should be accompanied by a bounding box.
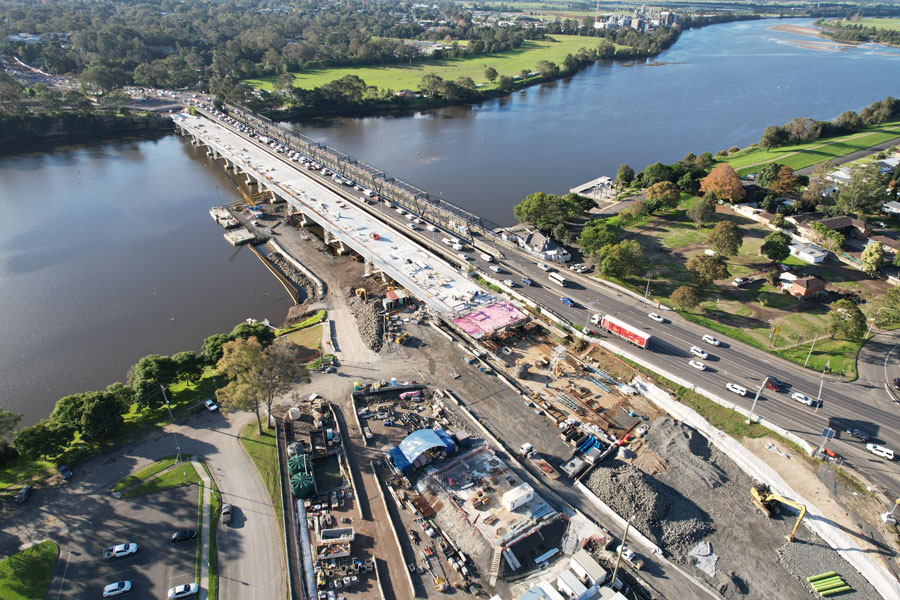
[867,235,900,257]
[789,242,828,264]
[496,226,571,262]
[782,275,826,300]
[792,214,871,243]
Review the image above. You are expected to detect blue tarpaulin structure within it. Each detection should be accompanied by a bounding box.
[389,447,413,475]
[389,429,457,473]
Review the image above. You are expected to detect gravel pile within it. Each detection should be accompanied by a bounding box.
[777,534,879,600]
[349,297,383,352]
[585,462,714,561]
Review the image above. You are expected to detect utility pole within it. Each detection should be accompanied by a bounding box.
[161,385,190,484]
[746,376,771,425]
[611,515,634,586]
[815,360,829,413]
[803,333,818,368]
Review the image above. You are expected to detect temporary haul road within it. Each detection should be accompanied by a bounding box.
[178,109,900,503]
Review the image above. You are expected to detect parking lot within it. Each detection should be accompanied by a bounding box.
[48,485,199,599]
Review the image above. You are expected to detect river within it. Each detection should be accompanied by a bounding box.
[0,136,292,426]
[2,18,898,426]
[284,18,900,225]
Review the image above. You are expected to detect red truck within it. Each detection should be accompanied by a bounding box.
[600,315,651,349]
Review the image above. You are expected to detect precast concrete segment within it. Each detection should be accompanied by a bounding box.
[173,113,489,319]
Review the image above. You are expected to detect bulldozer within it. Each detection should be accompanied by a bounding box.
[750,482,807,542]
[354,288,367,301]
[395,332,410,345]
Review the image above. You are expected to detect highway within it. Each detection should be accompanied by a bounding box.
[198,107,900,504]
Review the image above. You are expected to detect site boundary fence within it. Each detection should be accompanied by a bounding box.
[219,104,486,240]
[276,417,303,600]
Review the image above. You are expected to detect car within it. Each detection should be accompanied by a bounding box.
[103,581,132,597]
[866,443,894,460]
[732,277,748,287]
[15,485,32,504]
[171,529,197,543]
[568,263,582,271]
[167,583,199,599]
[845,429,870,442]
[894,377,900,391]
[489,265,502,273]
[689,346,708,359]
[702,334,720,346]
[648,313,664,323]
[537,263,550,271]
[503,279,515,287]
[688,360,706,371]
[203,399,218,412]
[103,543,138,559]
[764,378,781,392]
[726,382,747,396]
[561,297,575,307]
[791,391,821,407]
[222,503,233,524]
[57,464,73,480]
[521,277,533,286]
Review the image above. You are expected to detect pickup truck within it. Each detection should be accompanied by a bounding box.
[103,543,138,559]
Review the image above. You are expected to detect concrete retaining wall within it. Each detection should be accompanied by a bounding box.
[373,470,419,598]
[269,240,326,298]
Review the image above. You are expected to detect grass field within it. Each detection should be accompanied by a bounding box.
[0,540,58,600]
[724,119,900,175]
[112,456,179,492]
[122,460,200,498]
[239,423,285,549]
[246,35,616,92]
[834,17,900,31]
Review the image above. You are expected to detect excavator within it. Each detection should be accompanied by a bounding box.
[750,482,807,542]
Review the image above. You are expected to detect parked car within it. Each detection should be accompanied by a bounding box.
[732,277,748,287]
[103,543,138,559]
[689,346,708,359]
[726,383,747,396]
[702,334,720,346]
[103,581,132,597]
[171,529,197,543]
[203,399,218,412]
[845,429,870,442]
[866,443,894,460]
[57,464,73,480]
[15,485,32,504]
[688,360,706,371]
[168,583,199,599]
[222,503,233,524]
[648,313,664,323]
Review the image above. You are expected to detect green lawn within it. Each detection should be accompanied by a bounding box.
[0,540,58,600]
[112,456,179,492]
[275,309,326,336]
[121,460,200,498]
[207,469,221,600]
[723,120,900,175]
[834,17,900,32]
[246,35,619,92]
[239,423,285,548]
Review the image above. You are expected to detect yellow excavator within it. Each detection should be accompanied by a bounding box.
[751,482,807,542]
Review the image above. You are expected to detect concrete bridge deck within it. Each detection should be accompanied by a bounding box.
[173,113,490,318]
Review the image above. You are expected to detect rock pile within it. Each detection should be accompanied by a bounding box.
[585,462,714,561]
[644,416,741,490]
[349,297,383,352]
[777,536,878,600]
[268,252,313,299]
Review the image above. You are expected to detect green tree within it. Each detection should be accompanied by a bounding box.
[202,333,232,365]
[496,75,514,92]
[766,269,781,287]
[685,254,730,287]
[535,59,559,80]
[80,391,126,442]
[275,72,295,95]
[706,221,744,256]
[836,164,889,215]
[420,73,444,99]
[770,165,799,196]
[827,299,866,340]
[639,162,676,187]
[893,252,900,268]
[128,354,177,410]
[50,393,88,430]
[0,408,22,445]
[677,172,699,194]
[646,181,681,210]
[759,125,789,150]
[756,162,783,189]
[551,223,570,244]
[809,222,844,252]
[860,241,885,277]
[513,191,584,232]
[687,198,715,226]
[760,231,792,263]
[14,420,74,460]
[616,164,635,187]
[230,322,276,347]
[671,286,701,311]
[700,164,744,203]
[595,240,645,279]
[578,220,619,255]
[172,351,203,383]
[484,67,498,83]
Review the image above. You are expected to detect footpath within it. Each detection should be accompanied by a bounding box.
[192,459,212,597]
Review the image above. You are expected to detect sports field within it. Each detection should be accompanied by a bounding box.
[246,35,615,91]
[724,119,900,175]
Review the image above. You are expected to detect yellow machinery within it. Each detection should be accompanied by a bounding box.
[354,288,367,301]
[396,333,409,345]
[751,482,807,542]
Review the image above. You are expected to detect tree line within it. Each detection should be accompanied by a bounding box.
[816,19,900,46]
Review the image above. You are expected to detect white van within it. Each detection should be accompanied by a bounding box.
[866,444,894,460]
[479,253,493,262]
[537,263,550,271]
[489,265,501,273]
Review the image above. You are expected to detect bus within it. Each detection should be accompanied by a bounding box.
[548,272,568,286]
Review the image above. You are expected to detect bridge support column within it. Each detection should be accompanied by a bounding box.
[364,258,374,277]
[245,174,257,187]
[324,230,334,245]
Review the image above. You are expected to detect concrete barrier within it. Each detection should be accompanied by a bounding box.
[269,240,326,298]
[373,470,419,598]
[331,402,365,520]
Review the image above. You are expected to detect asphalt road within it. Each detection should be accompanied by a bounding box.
[206,110,900,501]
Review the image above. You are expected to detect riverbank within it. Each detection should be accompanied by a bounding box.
[770,23,822,37]
[0,112,173,151]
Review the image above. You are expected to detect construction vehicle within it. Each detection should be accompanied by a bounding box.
[750,482,807,542]
[354,288,367,301]
[395,332,409,345]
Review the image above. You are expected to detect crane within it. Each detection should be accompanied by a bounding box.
[750,483,807,542]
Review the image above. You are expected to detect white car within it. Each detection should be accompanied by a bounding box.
[688,360,706,371]
[791,391,820,407]
[866,443,894,460]
[203,399,218,412]
[689,346,708,359]
[702,334,720,346]
[103,581,132,597]
[503,279,515,287]
[168,583,199,599]
[726,383,747,396]
[103,543,138,559]
[537,263,550,271]
[648,313,664,323]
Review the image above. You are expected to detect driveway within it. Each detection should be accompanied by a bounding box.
[0,409,285,600]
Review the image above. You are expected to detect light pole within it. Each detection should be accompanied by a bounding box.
[160,385,190,484]
[746,376,772,425]
[584,301,599,332]
[815,360,829,413]
[611,515,634,586]
[803,333,818,368]
[644,274,652,304]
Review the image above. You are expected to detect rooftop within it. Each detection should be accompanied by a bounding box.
[452,301,529,340]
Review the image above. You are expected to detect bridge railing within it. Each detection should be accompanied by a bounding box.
[218,103,486,240]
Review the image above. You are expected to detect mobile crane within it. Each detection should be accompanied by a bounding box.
[750,482,807,542]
